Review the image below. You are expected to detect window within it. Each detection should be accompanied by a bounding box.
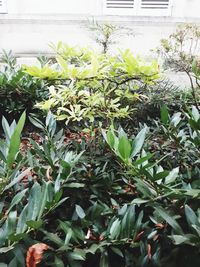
[103,0,172,16]
[0,0,7,13]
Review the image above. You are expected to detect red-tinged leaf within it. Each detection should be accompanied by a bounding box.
[153,234,159,241]
[134,231,144,242]
[147,244,152,260]
[155,223,165,229]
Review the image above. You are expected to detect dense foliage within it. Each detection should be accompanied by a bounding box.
[0,105,200,266]
[1,24,200,266]
[0,50,48,118]
[24,43,159,128]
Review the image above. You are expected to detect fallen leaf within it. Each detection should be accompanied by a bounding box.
[26,243,49,267]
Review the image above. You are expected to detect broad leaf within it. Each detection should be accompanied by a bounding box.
[161,106,170,125]
[7,112,26,169]
[118,136,131,161]
[154,206,183,234]
[131,127,147,158]
[75,205,86,219]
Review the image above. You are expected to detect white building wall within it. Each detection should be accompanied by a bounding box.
[171,0,200,18]
[4,0,200,18]
[7,0,100,15]
[171,0,186,17]
[183,0,200,18]
[1,0,200,59]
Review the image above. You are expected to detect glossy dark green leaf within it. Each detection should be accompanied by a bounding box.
[37,181,51,220]
[7,111,26,169]
[154,206,183,234]
[110,218,121,239]
[29,116,44,129]
[3,168,31,192]
[99,252,109,267]
[7,189,28,213]
[185,205,198,225]
[75,205,86,219]
[131,127,147,158]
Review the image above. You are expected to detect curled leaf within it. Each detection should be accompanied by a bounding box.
[134,231,144,242]
[26,243,49,267]
[147,244,152,260]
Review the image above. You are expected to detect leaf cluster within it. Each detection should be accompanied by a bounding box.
[0,50,48,117]
[24,44,159,128]
[0,106,200,266]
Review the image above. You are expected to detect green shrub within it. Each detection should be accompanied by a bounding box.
[24,44,159,128]
[0,112,81,265]
[0,106,200,266]
[0,50,48,117]
[1,38,200,267]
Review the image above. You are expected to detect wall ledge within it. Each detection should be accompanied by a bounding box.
[1,14,200,25]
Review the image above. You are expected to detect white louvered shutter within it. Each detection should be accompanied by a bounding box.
[104,0,136,15]
[0,0,7,13]
[103,0,172,16]
[139,0,171,16]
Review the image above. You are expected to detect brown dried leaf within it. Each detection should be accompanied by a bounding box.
[46,166,53,181]
[26,243,49,267]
